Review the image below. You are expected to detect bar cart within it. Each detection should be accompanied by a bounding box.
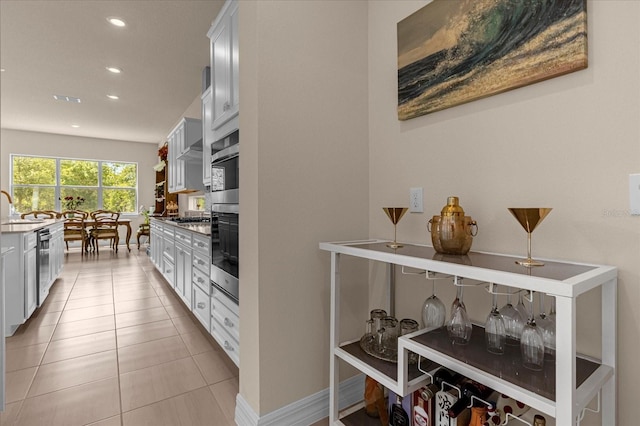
[319,240,616,426]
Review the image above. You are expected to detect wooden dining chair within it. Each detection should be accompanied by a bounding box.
[20,210,58,219]
[60,210,89,252]
[89,210,120,253]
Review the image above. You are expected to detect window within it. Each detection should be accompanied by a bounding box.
[10,155,138,214]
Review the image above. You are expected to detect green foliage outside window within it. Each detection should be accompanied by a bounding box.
[11,155,138,214]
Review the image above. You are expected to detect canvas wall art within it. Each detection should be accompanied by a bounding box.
[397,0,588,120]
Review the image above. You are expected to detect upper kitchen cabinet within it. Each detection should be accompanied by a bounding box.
[208,0,239,141]
[168,118,204,193]
[201,86,213,186]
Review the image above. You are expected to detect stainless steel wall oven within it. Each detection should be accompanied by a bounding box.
[210,130,239,303]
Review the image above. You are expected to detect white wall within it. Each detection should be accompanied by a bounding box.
[239,0,370,415]
[0,129,158,244]
[369,1,639,425]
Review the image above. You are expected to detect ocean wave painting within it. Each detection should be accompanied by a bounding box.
[397,0,588,120]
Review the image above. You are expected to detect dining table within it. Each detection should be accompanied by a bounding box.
[67,218,132,252]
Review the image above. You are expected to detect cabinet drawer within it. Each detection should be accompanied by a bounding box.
[24,232,37,249]
[162,254,175,287]
[192,233,209,255]
[192,251,209,275]
[192,284,210,331]
[192,267,210,294]
[211,317,239,367]
[211,294,239,343]
[163,226,174,239]
[175,229,192,245]
[162,237,174,261]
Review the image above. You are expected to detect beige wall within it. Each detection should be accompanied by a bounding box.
[369,1,639,425]
[0,129,158,239]
[239,0,370,415]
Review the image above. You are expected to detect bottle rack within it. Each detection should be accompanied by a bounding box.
[320,239,616,426]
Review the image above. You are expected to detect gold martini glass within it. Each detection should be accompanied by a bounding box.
[508,208,552,267]
[383,207,408,249]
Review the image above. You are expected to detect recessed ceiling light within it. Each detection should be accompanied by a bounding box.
[106,66,122,74]
[106,94,119,100]
[71,124,80,128]
[0,68,5,72]
[107,17,126,27]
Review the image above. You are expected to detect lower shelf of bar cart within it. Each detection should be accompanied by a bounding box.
[399,325,613,419]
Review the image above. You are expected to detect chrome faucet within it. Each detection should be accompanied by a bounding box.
[0,190,12,205]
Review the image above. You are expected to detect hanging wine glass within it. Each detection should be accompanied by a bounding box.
[500,288,525,346]
[421,277,446,332]
[447,277,472,345]
[485,284,506,354]
[514,290,528,326]
[540,296,556,358]
[520,291,545,371]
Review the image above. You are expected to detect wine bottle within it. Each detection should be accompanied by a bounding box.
[424,368,462,395]
[390,394,410,426]
[533,414,546,426]
[447,379,492,418]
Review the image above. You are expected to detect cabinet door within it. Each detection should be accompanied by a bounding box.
[183,249,192,307]
[192,284,211,331]
[229,1,239,116]
[168,133,176,193]
[24,247,37,319]
[211,17,231,130]
[175,245,185,297]
[202,89,213,186]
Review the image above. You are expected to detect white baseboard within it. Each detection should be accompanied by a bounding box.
[234,373,365,426]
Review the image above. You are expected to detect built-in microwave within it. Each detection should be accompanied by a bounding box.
[210,130,239,205]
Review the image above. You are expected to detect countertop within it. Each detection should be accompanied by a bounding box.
[0,218,64,234]
[151,217,211,236]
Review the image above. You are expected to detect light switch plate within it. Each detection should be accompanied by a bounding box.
[630,174,640,215]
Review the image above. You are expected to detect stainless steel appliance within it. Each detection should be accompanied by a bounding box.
[210,130,239,303]
[37,228,51,306]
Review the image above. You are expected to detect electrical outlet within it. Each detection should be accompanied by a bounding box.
[630,174,640,215]
[410,187,423,213]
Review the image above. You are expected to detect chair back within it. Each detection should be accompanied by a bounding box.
[90,210,120,222]
[60,210,88,220]
[20,210,58,219]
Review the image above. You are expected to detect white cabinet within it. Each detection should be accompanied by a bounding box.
[210,284,239,367]
[192,279,211,331]
[24,238,37,319]
[175,229,193,307]
[320,240,617,426]
[201,87,213,187]
[3,230,37,335]
[167,118,204,193]
[208,0,239,141]
[161,226,175,287]
[0,247,14,411]
[149,219,163,268]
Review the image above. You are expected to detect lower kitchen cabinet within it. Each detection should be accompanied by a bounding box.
[175,241,193,307]
[211,284,239,367]
[320,240,617,426]
[192,281,211,331]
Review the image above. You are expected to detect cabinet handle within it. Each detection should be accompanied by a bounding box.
[197,259,204,265]
[197,302,205,309]
[197,277,204,283]
[224,317,234,327]
[223,102,230,111]
[166,269,172,274]
[224,341,234,351]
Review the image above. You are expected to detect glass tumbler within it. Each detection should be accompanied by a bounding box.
[400,318,419,364]
[380,316,399,357]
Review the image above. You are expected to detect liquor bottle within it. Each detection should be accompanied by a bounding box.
[447,379,492,419]
[413,395,429,426]
[533,414,546,426]
[424,368,462,395]
[364,376,387,424]
[389,394,410,426]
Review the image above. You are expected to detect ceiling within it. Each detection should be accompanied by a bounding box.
[0,0,224,144]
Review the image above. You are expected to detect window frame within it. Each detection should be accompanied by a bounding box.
[10,154,138,215]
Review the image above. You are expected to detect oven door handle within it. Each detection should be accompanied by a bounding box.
[211,144,239,163]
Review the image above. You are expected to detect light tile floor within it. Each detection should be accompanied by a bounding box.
[1,248,239,426]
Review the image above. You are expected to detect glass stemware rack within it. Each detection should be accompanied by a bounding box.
[319,240,616,426]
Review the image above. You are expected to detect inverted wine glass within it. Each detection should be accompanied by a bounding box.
[508,208,552,267]
[383,207,408,249]
[500,288,525,346]
[447,278,472,345]
[520,291,545,371]
[537,294,556,358]
[485,285,506,354]
[421,278,446,331]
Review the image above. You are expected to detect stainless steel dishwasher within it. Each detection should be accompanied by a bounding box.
[37,227,51,306]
